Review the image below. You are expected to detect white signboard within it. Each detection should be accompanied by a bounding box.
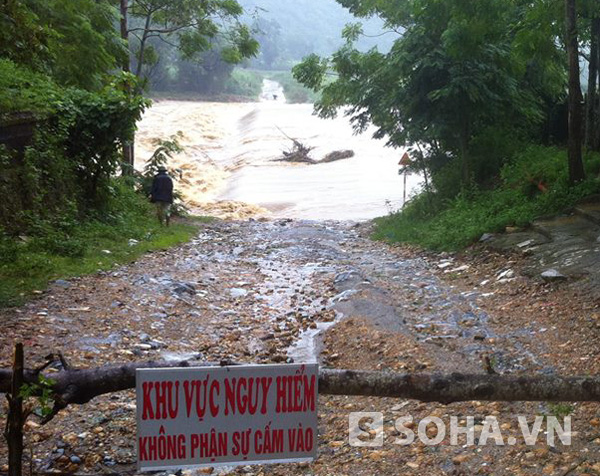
[136,364,318,471]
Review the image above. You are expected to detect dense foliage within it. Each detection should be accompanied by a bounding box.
[0,61,148,235]
[293,0,600,247]
[0,1,183,305]
[144,0,392,97]
[374,147,600,250]
[1,0,125,90]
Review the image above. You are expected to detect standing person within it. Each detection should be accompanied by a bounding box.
[150,167,174,226]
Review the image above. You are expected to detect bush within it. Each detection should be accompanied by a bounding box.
[0,59,62,117]
[0,66,148,234]
[373,146,600,250]
[0,181,205,307]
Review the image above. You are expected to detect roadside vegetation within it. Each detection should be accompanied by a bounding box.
[374,147,600,250]
[0,60,210,307]
[0,186,210,307]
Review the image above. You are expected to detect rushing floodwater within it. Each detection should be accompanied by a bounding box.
[136,80,422,220]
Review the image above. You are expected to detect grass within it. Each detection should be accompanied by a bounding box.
[0,189,214,308]
[264,70,319,104]
[373,145,600,251]
[224,69,264,99]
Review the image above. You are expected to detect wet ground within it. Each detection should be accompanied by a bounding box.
[488,200,600,291]
[2,219,600,475]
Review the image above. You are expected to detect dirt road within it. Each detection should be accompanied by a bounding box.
[2,219,600,475]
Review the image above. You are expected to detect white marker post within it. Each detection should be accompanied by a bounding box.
[136,364,318,471]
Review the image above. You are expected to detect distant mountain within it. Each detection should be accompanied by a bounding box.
[239,0,394,69]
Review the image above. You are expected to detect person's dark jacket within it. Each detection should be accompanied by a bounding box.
[150,171,174,203]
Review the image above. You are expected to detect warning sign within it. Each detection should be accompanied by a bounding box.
[136,364,318,470]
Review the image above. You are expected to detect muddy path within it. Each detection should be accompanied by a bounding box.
[2,219,600,475]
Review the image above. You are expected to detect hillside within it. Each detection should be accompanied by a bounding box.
[240,0,394,69]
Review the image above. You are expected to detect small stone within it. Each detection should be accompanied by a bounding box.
[70,456,82,464]
[369,450,386,461]
[230,288,248,298]
[479,233,494,242]
[497,269,514,280]
[541,269,567,282]
[25,420,41,430]
[391,402,410,412]
[101,249,112,254]
[453,454,472,464]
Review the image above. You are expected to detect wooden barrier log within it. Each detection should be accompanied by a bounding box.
[1,360,600,423]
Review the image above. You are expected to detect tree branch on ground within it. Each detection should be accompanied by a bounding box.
[1,362,600,424]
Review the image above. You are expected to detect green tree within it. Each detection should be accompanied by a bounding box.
[294,0,550,191]
[1,0,125,91]
[116,0,258,169]
[119,0,258,81]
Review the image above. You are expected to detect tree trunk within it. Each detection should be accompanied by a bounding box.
[2,361,600,421]
[5,344,24,476]
[593,18,600,152]
[120,0,134,173]
[586,17,599,149]
[459,109,471,185]
[120,0,130,73]
[135,13,153,79]
[565,0,585,183]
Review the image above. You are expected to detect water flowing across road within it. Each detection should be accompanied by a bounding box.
[136,80,422,220]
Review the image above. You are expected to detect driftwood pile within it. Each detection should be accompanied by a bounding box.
[277,137,317,164]
[274,128,355,165]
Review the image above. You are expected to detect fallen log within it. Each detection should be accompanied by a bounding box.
[2,361,600,421]
[321,149,355,163]
[0,359,236,422]
[320,370,600,404]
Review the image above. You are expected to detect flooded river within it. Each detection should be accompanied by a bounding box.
[136,80,422,220]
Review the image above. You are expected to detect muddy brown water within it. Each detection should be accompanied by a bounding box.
[136,80,422,220]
